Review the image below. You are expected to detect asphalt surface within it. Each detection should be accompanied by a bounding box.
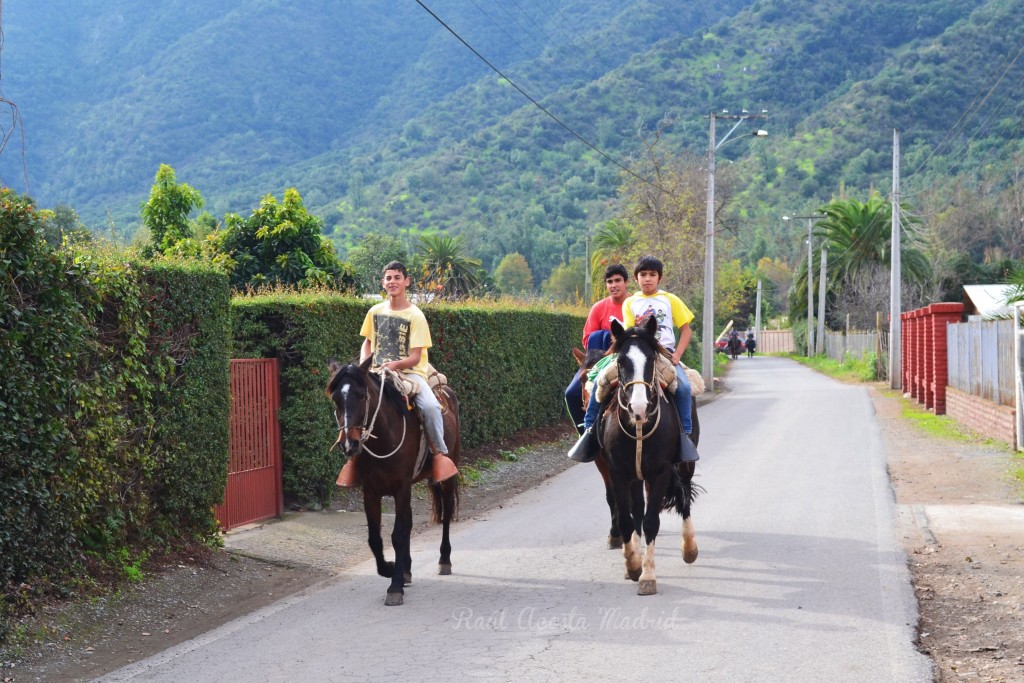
[99,356,936,682]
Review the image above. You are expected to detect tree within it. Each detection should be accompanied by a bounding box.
[789,194,931,327]
[541,257,586,304]
[617,122,721,304]
[347,233,407,294]
[590,218,636,299]
[494,253,533,295]
[212,188,353,291]
[141,164,203,253]
[416,233,482,299]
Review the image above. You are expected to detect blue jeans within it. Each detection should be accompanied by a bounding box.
[564,372,586,435]
[583,361,693,434]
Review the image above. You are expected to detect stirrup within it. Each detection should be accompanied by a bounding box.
[431,453,459,483]
[567,428,599,463]
[677,433,699,464]
[336,456,361,487]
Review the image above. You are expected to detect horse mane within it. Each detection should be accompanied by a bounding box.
[327,360,409,415]
[609,323,673,361]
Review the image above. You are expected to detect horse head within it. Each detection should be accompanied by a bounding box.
[572,346,607,411]
[610,316,660,425]
[326,356,375,458]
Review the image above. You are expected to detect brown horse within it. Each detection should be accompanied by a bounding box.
[571,343,700,552]
[326,357,460,606]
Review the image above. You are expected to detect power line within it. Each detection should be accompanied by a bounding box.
[413,0,671,194]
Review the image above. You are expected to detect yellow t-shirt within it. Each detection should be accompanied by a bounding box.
[359,301,432,377]
[622,290,694,350]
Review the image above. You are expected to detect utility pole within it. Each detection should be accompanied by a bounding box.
[889,129,902,389]
[702,113,718,390]
[754,279,762,341]
[783,214,822,357]
[702,111,767,389]
[584,235,591,307]
[816,244,827,355]
[806,218,814,356]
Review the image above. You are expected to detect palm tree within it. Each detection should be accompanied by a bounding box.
[590,219,636,298]
[788,194,931,327]
[417,233,482,299]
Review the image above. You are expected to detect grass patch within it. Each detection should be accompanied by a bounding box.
[789,352,879,382]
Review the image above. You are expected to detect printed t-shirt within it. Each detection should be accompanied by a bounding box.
[360,301,432,377]
[622,290,694,351]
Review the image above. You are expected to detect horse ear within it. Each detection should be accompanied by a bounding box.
[328,357,342,375]
[571,347,586,366]
[359,355,373,372]
[644,315,658,336]
[610,318,626,341]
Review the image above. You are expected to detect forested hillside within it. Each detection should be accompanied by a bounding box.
[2,0,1023,288]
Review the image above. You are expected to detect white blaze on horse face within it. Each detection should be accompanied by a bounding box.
[626,346,649,421]
[340,383,351,431]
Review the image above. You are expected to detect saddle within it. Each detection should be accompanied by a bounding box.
[377,364,449,398]
[592,356,704,404]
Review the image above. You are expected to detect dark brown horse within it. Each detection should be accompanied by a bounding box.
[571,344,700,552]
[598,317,700,595]
[326,357,460,606]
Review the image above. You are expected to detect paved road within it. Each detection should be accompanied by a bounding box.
[100,356,932,682]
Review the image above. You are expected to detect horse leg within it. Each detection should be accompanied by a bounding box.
[629,479,644,542]
[676,462,699,564]
[595,454,621,549]
[385,486,413,606]
[436,478,456,575]
[612,483,641,581]
[363,492,393,579]
[638,472,670,596]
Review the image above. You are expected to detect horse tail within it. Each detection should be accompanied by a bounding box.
[428,477,460,524]
[662,465,703,517]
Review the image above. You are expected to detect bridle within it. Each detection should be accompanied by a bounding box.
[612,343,664,480]
[331,367,409,459]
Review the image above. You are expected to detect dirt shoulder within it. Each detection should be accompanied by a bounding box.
[871,385,1024,682]
[4,390,1023,682]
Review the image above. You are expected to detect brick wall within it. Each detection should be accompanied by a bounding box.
[945,386,1018,446]
[901,303,963,414]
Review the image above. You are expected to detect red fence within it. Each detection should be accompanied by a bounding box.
[214,359,282,531]
[901,303,963,414]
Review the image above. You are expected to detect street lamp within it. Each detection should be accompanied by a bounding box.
[783,214,822,357]
[702,112,767,389]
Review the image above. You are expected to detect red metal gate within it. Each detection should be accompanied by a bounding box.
[215,358,283,531]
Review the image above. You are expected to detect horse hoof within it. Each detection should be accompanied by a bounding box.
[385,592,404,606]
[683,547,698,564]
[626,567,642,582]
[403,571,413,585]
[438,563,452,576]
[608,535,623,550]
[638,579,657,595]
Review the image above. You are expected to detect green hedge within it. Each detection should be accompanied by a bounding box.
[1,190,230,614]
[231,292,583,508]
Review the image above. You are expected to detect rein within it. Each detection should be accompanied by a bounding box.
[614,377,664,480]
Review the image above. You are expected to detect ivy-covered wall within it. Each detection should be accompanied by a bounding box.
[1,190,230,615]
